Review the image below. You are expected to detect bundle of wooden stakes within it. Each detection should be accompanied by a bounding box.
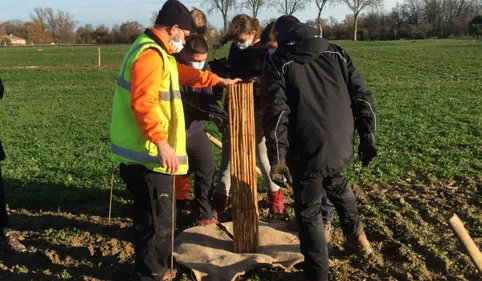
[228,83,259,253]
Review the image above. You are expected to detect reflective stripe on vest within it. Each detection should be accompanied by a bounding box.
[111,143,187,164]
[116,77,181,101]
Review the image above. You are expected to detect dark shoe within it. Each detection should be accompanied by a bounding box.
[344,230,373,257]
[1,229,27,253]
[211,193,228,214]
[268,190,285,215]
[286,220,298,231]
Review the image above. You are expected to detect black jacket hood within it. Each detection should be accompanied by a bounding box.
[277,23,330,64]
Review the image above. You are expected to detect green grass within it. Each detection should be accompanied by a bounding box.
[0,45,130,67]
[1,39,481,281]
[0,39,481,211]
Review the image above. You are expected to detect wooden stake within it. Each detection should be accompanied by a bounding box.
[98,47,101,68]
[448,214,482,274]
[206,132,262,176]
[170,176,176,281]
[108,170,114,223]
[229,83,258,253]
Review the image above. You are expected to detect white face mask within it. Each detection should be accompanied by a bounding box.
[169,29,184,53]
[190,61,205,70]
[268,48,276,55]
[236,41,251,50]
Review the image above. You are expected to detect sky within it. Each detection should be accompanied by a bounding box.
[0,0,399,29]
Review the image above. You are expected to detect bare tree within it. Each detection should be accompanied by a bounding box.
[244,0,266,18]
[203,0,237,30]
[272,0,310,15]
[422,0,440,24]
[402,0,424,24]
[30,7,48,30]
[94,24,110,44]
[120,21,145,43]
[339,0,383,40]
[25,22,53,44]
[30,7,77,43]
[315,0,333,36]
[443,0,474,36]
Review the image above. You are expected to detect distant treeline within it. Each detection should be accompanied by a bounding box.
[0,2,481,45]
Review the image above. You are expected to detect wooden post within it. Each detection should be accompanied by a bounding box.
[229,83,259,253]
[98,47,101,68]
[448,214,482,274]
[108,170,114,223]
[206,132,262,176]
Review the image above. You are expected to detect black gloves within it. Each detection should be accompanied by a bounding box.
[359,134,377,167]
[270,163,292,188]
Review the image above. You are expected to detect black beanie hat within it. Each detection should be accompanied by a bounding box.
[155,0,192,31]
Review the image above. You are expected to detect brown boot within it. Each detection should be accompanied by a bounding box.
[344,230,373,257]
[1,228,27,253]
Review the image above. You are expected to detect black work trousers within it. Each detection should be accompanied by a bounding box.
[293,173,362,281]
[186,132,215,220]
[120,164,174,281]
[0,166,8,230]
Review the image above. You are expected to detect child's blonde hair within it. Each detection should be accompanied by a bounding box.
[191,7,208,36]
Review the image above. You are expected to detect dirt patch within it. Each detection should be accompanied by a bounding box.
[1,177,481,280]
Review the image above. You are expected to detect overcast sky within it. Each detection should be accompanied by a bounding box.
[0,0,399,29]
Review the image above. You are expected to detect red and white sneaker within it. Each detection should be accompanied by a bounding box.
[268,190,285,215]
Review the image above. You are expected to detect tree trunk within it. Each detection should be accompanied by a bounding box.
[353,14,358,41]
[223,14,228,31]
[317,9,323,37]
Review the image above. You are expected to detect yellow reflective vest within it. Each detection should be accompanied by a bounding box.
[110,34,188,175]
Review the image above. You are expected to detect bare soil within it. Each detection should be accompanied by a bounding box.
[1,177,481,281]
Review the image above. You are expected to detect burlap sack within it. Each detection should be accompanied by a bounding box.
[174,221,304,281]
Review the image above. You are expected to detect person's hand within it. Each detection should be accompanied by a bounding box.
[270,164,292,188]
[246,76,261,84]
[358,137,377,167]
[156,141,178,175]
[217,77,242,88]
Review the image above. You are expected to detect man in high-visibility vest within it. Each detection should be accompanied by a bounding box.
[110,1,239,280]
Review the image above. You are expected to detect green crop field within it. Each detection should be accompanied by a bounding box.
[0,39,481,281]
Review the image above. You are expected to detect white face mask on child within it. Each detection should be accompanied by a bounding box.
[268,48,276,55]
[190,61,205,70]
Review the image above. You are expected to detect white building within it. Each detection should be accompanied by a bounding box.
[1,34,27,46]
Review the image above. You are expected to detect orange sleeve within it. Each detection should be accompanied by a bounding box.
[130,49,168,144]
[177,62,219,88]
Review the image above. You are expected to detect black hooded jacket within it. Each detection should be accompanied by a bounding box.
[261,23,376,177]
